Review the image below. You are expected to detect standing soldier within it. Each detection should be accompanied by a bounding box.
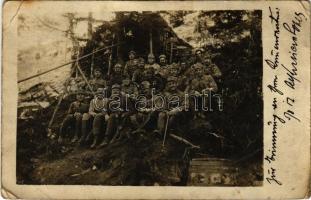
[89,68,107,91]
[58,91,89,143]
[108,63,124,86]
[145,53,160,71]
[124,50,138,79]
[80,87,109,148]
[132,57,145,84]
[157,54,169,77]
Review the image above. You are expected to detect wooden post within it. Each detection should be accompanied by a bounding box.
[149,30,153,55]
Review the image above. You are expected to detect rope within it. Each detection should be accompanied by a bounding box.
[18,42,124,83]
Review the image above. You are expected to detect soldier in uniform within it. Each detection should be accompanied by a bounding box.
[186,63,218,94]
[204,56,222,78]
[121,77,139,98]
[129,81,158,133]
[108,63,124,86]
[132,57,145,84]
[157,54,169,77]
[98,84,133,147]
[145,53,160,71]
[156,77,188,135]
[165,62,188,91]
[80,87,109,148]
[89,68,107,91]
[142,67,165,94]
[58,91,89,143]
[124,50,138,80]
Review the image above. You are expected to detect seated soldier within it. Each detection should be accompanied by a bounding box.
[156,77,189,135]
[98,84,133,147]
[142,67,165,94]
[121,77,139,98]
[130,81,157,133]
[124,50,138,80]
[132,57,145,84]
[186,63,218,94]
[108,63,124,86]
[145,53,160,71]
[80,87,109,148]
[58,91,89,143]
[89,68,107,91]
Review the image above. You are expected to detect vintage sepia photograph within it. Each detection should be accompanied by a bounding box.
[16,10,263,186]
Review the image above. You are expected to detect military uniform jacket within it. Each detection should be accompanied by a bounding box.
[188,74,218,93]
[89,78,107,91]
[124,60,137,79]
[67,101,89,115]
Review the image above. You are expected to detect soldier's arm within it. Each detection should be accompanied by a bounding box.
[211,64,222,77]
[207,75,218,92]
[67,102,75,115]
[123,63,129,77]
[88,100,97,116]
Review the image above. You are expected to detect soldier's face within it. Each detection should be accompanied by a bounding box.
[111,88,120,96]
[129,53,135,60]
[133,59,138,66]
[94,71,101,78]
[123,80,130,86]
[168,82,177,91]
[170,69,178,76]
[138,61,145,68]
[143,87,151,96]
[196,67,203,75]
[148,57,155,64]
[160,58,166,65]
[114,66,122,73]
[76,94,84,101]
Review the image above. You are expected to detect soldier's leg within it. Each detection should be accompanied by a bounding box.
[90,113,105,148]
[58,114,74,143]
[79,113,92,144]
[156,112,167,134]
[99,113,118,147]
[71,113,82,143]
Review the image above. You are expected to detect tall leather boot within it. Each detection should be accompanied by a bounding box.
[90,136,98,149]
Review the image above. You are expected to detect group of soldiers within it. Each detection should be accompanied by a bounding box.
[58,48,222,148]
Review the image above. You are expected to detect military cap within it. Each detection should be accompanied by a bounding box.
[138,57,145,63]
[167,76,178,82]
[148,53,155,58]
[94,68,102,73]
[96,87,105,94]
[193,63,204,69]
[141,81,151,89]
[111,84,121,90]
[129,50,136,55]
[114,63,122,68]
[159,54,166,59]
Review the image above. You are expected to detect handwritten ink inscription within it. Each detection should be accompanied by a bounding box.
[265,7,307,185]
